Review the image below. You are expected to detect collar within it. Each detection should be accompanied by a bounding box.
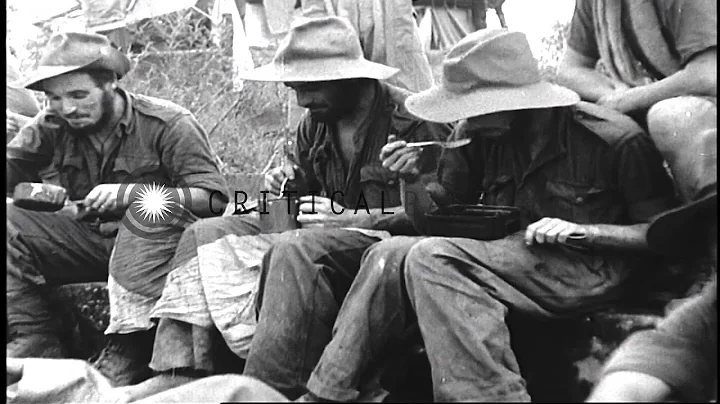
[114,87,134,138]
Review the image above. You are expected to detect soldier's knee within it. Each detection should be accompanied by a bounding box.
[647,96,717,152]
[405,237,455,280]
[361,236,420,280]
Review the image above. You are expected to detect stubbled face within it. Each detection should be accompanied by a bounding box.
[41,71,115,135]
[464,110,517,140]
[285,80,361,123]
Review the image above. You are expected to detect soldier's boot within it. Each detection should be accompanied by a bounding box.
[92,329,155,387]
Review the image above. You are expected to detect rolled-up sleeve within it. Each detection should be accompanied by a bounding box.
[158,114,228,201]
[665,0,717,66]
[614,133,677,223]
[566,0,600,60]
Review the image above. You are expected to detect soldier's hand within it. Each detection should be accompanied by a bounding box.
[380,134,422,180]
[264,161,296,196]
[83,183,123,213]
[525,217,589,246]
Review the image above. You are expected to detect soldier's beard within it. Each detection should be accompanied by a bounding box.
[68,90,116,136]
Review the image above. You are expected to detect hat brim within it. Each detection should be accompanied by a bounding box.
[406,81,581,123]
[646,192,717,254]
[23,64,97,91]
[23,47,131,91]
[236,58,400,82]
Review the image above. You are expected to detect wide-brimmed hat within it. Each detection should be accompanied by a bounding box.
[406,29,580,123]
[23,32,132,91]
[237,16,399,82]
[647,129,718,254]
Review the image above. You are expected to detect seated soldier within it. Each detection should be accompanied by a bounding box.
[6,33,228,387]
[277,28,679,402]
[588,142,717,401]
[113,16,451,400]
[557,0,717,203]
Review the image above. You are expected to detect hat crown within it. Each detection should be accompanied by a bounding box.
[272,16,364,78]
[24,31,132,90]
[39,32,113,68]
[442,29,541,92]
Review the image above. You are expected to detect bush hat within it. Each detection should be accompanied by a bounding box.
[406,28,580,123]
[23,32,132,91]
[237,16,399,82]
[647,128,718,254]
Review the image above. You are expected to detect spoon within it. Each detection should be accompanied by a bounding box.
[405,138,472,149]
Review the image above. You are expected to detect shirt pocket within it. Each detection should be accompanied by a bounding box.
[359,164,402,208]
[112,156,163,184]
[42,154,89,199]
[545,180,616,224]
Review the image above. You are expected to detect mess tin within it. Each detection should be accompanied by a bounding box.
[12,182,84,212]
[425,204,521,240]
[259,178,301,234]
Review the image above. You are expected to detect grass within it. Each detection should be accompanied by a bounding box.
[15,10,570,197]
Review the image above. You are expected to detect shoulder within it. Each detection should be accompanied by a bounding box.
[659,0,716,18]
[129,92,193,125]
[383,83,453,141]
[570,102,646,146]
[569,0,596,27]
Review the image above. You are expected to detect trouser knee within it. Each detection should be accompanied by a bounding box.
[647,97,717,201]
[647,96,717,160]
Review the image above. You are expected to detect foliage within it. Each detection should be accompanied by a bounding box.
[538,21,571,82]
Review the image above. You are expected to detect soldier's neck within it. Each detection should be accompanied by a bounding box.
[336,81,377,133]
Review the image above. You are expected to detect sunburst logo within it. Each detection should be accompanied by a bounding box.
[133,183,174,223]
[117,167,193,240]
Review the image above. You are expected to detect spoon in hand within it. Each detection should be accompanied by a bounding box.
[405,138,472,149]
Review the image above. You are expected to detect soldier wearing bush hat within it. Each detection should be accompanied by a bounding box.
[115,16,452,401]
[22,32,132,91]
[261,28,683,402]
[6,31,229,388]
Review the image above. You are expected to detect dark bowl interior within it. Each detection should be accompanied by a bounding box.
[12,198,65,212]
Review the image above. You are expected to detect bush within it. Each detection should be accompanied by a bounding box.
[538,21,571,82]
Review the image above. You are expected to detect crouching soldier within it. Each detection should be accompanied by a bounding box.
[6,32,228,387]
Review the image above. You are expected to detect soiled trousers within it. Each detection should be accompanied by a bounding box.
[303,233,636,402]
[242,228,390,400]
[7,204,181,339]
